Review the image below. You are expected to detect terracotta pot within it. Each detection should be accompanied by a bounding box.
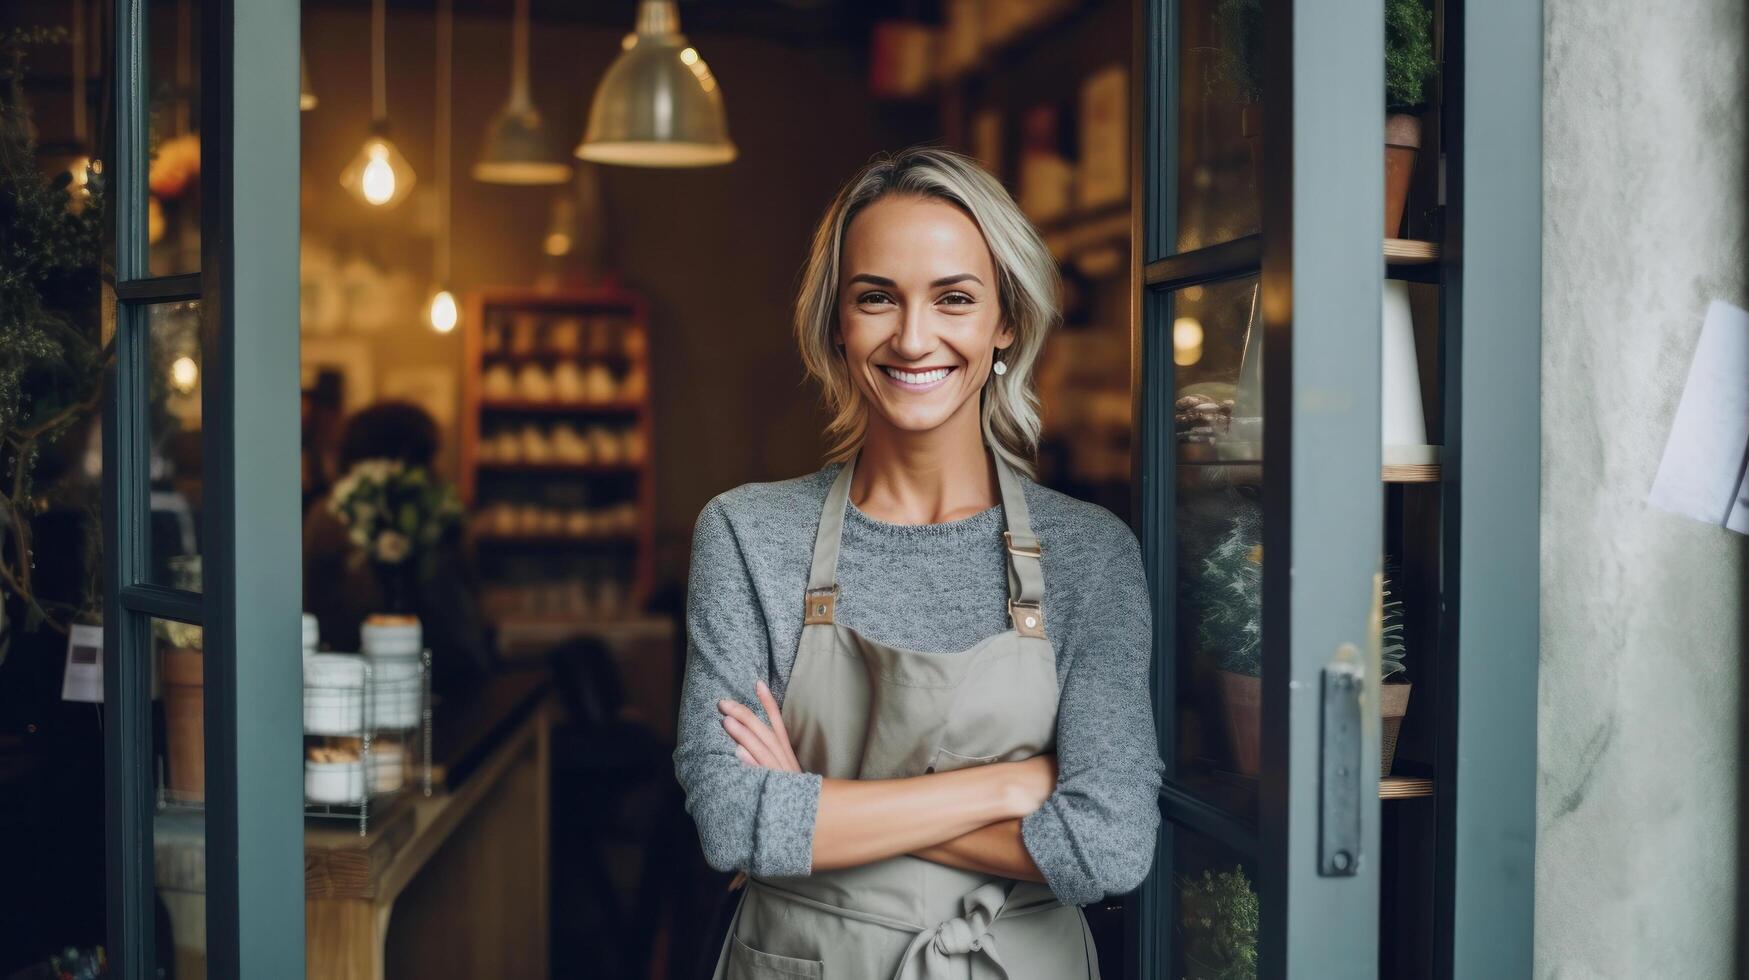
[1379,682,1413,777]
[162,647,205,803]
[1384,113,1422,238]
[1215,669,1261,777]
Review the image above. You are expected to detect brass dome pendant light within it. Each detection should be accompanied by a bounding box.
[473,0,570,184]
[576,0,736,168]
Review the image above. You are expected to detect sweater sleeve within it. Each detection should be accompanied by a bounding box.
[1020,515,1165,905]
[672,495,823,877]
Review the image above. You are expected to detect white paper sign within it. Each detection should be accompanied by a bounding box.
[1650,300,1749,534]
[61,622,104,703]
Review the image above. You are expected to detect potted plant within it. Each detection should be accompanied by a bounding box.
[1191,502,1264,777]
[1380,558,1412,776]
[1385,0,1438,237]
[1178,866,1259,980]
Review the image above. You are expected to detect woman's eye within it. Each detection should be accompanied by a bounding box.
[940,292,975,306]
[856,291,893,306]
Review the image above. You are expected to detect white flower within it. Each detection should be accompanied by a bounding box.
[374,531,411,564]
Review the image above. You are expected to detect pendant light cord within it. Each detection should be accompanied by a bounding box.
[435,0,452,282]
[512,0,531,107]
[371,0,387,122]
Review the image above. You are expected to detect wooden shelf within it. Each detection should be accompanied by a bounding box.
[1383,462,1441,483]
[473,534,637,549]
[1384,238,1440,264]
[474,461,642,475]
[1380,776,1434,800]
[478,399,644,414]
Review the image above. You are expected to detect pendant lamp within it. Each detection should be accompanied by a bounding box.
[474,0,569,184]
[576,0,737,168]
[340,0,416,208]
[300,50,318,111]
[429,0,458,333]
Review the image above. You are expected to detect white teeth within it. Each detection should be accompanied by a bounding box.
[883,366,951,385]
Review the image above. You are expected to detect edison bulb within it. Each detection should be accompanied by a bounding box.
[428,289,458,334]
[170,355,200,393]
[361,144,397,206]
[1173,316,1204,367]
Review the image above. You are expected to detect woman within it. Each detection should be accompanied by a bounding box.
[675,147,1163,979]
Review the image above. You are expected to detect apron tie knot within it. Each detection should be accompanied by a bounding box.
[895,882,1011,980]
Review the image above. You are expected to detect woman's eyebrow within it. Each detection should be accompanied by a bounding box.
[845,273,985,288]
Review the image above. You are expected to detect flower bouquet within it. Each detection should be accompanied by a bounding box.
[327,459,462,615]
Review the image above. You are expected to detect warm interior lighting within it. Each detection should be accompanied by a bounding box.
[170,356,199,393]
[473,0,569,185]
[340,134,415,208]
[428,289,459,334]
[1173,316,1204,366]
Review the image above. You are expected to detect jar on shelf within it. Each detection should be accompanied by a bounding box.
[303,653,366,735]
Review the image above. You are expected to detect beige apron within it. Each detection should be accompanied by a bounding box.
[712,448,1099,980]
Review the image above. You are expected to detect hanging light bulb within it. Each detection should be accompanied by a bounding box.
[341,127,416,207]
[474,0,569,184]
[577,0,736,168]
[428,289,459,333]
[341,0,416,208]
[300,50,318,111]
[170,355,200,394]
[543,194,576,256]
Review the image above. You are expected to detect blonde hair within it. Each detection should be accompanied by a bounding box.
[793,146,1060,479]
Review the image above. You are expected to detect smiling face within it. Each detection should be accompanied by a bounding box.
[834,194,1014,438]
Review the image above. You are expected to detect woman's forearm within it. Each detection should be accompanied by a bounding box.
[810,759,1051,871]
[912,819,1044,882]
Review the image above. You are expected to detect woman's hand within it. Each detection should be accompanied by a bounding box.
[717,679,802,773]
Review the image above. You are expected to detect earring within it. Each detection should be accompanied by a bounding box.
[992,354,1008,377]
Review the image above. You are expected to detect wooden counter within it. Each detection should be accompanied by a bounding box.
[304,670,557,980]
[153,670,558,980]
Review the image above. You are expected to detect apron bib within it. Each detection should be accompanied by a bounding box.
[711,449,1100,980]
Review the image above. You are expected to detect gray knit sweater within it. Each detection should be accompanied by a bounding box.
[672,462,1164,906]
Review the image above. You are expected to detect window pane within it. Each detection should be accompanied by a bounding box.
[1171,275,1264,821]
[147,0,202,275]
[0,2,112,970]
[1170,825,1261,980]
[154,618,207,977]
[1175,0,1263,253]
[147,299,204,589]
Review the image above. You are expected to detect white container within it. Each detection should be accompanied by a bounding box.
[302,612,320,653]
[368,742,407,794]
[361,618,421,658]
[305,759,366,804]
[303,653,366,735]
[1382,280,1430,452]
[368,654,423,730]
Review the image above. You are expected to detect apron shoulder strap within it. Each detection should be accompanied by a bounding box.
[993,453,1048,640]
[800,450,1048,638]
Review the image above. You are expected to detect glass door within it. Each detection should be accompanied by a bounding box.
[1132,0,1386,975]
[103,0,302,975]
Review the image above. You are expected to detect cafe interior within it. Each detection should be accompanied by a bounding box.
[0,0,1139,976]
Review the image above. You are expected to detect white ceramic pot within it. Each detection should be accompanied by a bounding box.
[1382,280,1429,452]
[361,618,421,658]
[305,759,366,804]
[303,653,366,735]
[367,654,423,730]
[302,612,320,653]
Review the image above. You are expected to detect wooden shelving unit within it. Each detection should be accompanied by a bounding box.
[460,288,656,622]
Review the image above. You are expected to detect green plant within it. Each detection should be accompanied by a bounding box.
[1386,0,1437,109]
[1381,557,1407,681]
[0,27,110,652]
[1191,502,1262,676]
[1212,0,1438,110]
[1178,866,1259,980]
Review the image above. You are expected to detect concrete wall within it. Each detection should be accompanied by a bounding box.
[1538,0,1746,975]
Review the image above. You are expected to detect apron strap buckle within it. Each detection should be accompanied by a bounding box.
[804,585,839,625]
[1002,531,1042,559]
[1008,600,1046,639]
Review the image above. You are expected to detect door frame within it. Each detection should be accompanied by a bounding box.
[103,0,303,976]
[1126,0,1543,975]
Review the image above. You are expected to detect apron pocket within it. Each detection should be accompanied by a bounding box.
[728,932,824,979]
[928,745,1002,773]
